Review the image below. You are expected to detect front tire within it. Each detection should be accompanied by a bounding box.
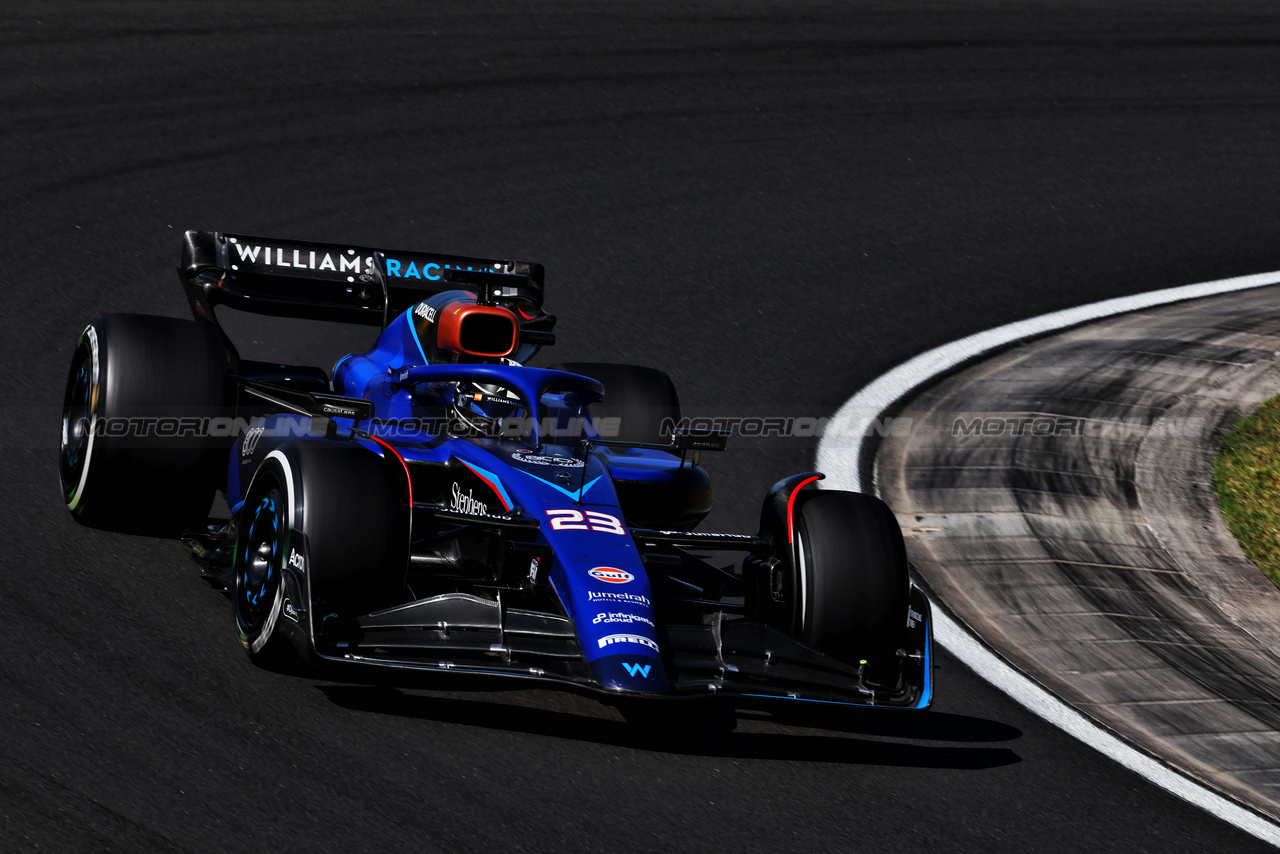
[232,441,410,667]
[793,491,910,681]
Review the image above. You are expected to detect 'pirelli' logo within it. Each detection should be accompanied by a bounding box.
[597,633,659,652]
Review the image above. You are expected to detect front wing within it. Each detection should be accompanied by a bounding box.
[304,585,933,711]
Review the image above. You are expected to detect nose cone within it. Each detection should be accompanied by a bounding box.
[593,654,670,693]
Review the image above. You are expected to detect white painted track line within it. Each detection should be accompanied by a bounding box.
[816,269,1280,846]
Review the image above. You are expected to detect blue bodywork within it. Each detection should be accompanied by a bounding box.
[228,305,703,695]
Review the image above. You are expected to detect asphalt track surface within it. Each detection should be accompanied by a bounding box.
[5,2,1280,851]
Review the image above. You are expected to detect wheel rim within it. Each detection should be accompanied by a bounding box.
[60,345,94,507]
[234,479,287,649]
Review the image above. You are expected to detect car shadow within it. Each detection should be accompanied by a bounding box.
[753,705,1023,743]
[315,683,1021,770]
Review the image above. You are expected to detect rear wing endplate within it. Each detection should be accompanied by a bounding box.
[180,230,545,328]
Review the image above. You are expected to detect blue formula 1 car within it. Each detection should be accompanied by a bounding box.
[59,231,932,711]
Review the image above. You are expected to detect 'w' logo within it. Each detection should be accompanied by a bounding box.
[622,662,651,678]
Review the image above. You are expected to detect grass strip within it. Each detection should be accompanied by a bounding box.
[1215,393,1280,589]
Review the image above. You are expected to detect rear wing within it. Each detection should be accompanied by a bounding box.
[180,230,546,328]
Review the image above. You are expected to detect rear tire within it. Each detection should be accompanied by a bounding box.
[549,362,680,446]
[793,491,909,681]
[59,314,229,536]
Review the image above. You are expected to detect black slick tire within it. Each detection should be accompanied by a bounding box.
[233,440,410,667]
[793,491,909,680]
[59,314,229,536]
